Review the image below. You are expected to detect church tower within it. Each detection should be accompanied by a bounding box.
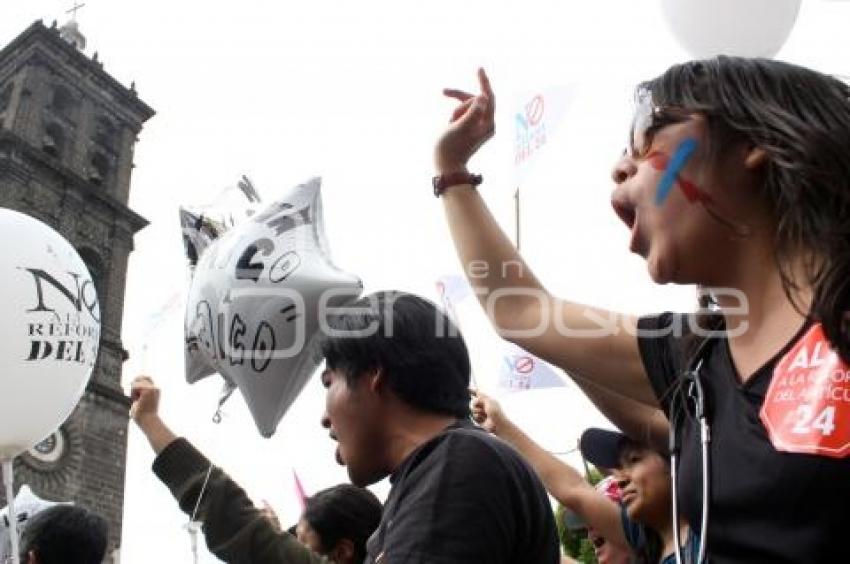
[0,17,153,559]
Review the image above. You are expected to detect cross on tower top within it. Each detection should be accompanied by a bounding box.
[66,2,86,21]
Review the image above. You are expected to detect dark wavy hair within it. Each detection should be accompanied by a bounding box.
[638,57,850,362]
[303,484,382,564]
[321,291,472,418]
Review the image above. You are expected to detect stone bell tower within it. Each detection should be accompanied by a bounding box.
[0,17,153,559]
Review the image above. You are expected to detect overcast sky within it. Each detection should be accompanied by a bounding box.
[3,1,849,562]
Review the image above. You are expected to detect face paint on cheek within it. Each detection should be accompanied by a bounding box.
[648,148,713,206]
[677,177,713,204]
[647,137,750,236]
[653,137,698,205]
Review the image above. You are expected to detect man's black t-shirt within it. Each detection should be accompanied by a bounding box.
[364,420,560,564]
[638,313,850,564]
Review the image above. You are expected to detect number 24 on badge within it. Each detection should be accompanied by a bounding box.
[761,324,850,458]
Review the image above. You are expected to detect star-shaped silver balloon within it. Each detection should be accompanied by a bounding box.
[183,177,362,437]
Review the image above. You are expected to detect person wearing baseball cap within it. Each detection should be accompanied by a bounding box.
[471,388,697,563]
[580,428,695,564]
[472,391,639,562]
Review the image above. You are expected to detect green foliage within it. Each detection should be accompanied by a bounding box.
[585,465,604,487]
[578,538,598,563]
[555,503,582,556]
[554,464,606,563]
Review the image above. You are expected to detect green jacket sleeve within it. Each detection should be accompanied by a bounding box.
[152,437,330,564]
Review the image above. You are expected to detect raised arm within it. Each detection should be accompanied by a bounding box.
[471,391,628,550]
[436,69,658,407]
[129,377,329,564]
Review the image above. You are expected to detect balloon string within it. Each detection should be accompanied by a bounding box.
[189,385,230,561]
[212,383,236,424]
[185,464,213,564]
[184,521,199,564]
[140,343,150,375]
[2,459,19,564]
[190,463,214,525]
[549,445,580,456]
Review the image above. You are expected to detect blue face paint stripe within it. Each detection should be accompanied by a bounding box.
[655,138,698,205]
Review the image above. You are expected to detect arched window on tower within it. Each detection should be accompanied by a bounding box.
[88,151,110,186]
[93,115,118,152]
[51,84,77,120]
[42,122,66,158]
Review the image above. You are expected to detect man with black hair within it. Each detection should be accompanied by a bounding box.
[319,291,559,562]
[19,505,108,564]
[132,291,559,563]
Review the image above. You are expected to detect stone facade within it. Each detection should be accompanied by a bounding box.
[0,20,153,558]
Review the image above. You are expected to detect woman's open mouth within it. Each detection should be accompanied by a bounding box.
[611,199,636,231]
[612,199,646,255]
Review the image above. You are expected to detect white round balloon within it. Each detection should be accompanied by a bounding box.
[660,0,801,59]
[0,209,99,459]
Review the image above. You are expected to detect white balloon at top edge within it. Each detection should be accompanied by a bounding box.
[660,0,802,59]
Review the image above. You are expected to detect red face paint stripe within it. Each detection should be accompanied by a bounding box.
[646,151,669,171]
[645,150,711,204]
[678,178,712,204]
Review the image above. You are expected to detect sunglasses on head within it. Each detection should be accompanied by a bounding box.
[627,101,693,160]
